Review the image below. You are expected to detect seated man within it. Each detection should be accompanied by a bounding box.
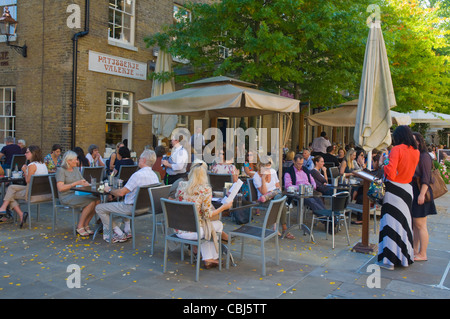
[96,150,160,243]
[0,136,22,170]
[284,154,326,212]
[322,145,340,168]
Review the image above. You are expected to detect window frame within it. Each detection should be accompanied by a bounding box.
[0,87,16,140]
[108,0,136,50]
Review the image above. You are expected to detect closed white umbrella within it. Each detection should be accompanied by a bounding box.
[151,50,178,143]
[354,20,396,152]
[353,18,397,254]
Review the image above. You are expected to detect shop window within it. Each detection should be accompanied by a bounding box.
[108,0,136,48]
[106,90,132,149]
[0,87,16,140]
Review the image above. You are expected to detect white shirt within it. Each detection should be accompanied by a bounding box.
[28,162,49,175]
[86,153,104,166]
[311,136,331,154]
[252,168,279,199]
[166,144,188,176]
[123,166,159,205]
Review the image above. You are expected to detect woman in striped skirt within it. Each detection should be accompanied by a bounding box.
[378,126,420,270]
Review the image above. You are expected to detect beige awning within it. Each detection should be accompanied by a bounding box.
[137,76,300,117]
[306,99,410,127]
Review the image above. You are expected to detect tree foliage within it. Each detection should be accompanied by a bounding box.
[144,0,449,113]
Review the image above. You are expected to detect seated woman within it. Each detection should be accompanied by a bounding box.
[337,147,346,164]
[310,155,334,196]
[108,142,125,175]
[253,156,295,239]
[243,150,258,178]
[339,149,357,178]
[0,145,48,228]
[210,149,238,183]
[73,147,89,168]
[56,151,101,236]
[175,160,232,269]
[113,146,135,176]
[354,149,367,170]
[44,144,63,174]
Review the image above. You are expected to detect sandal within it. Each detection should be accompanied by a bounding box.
[282,231,296,240]
[204,260,219,269]
[84,226,94,235]
[76,227,90,236]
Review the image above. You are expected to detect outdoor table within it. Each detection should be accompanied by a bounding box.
[0,176,26,202]
[70,183,121,240]
[282,190,323,239]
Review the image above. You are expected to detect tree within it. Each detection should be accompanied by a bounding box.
[381,0,450,113]
[144,0,449,113]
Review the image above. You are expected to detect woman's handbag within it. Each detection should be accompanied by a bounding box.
[416,168,448,202]
[367,177,385,204]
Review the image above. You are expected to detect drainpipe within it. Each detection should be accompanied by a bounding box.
[71,0,89,149]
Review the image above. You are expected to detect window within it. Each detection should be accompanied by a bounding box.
[0,87,16,140]
[0,1,17,43]
[173,4,191,24]
[108,0,135,48]
[106,90,132,149]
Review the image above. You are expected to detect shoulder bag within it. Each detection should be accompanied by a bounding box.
[416,167,448,202]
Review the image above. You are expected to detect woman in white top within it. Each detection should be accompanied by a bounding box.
[252,156,294,239]
[0,145,49,228]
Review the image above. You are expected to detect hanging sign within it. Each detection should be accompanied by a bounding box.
[88,50,147,80]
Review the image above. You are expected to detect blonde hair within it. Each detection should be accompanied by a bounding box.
[185,160,208,195]
[256,155,273,173]
[285,150,295,161]
[345,149,356,170]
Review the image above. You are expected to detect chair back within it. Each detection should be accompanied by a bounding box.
[117,165,138,183]
[208,173,233,192]
[324,162,335,169]
[149,185,172,216]
[11,154,26,170]
[132,183,161,215]
[82,166,104,182]
[329,167,340,179]
[28,174,53,201]
[247,178,258,202]
[49,174,59,200]
[263,196,287,229]
[160,198,198,233]
[331,191,350,212]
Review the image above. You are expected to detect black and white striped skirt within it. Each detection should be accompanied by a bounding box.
[378,180,414,268]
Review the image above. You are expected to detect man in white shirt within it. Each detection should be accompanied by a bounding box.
[311,132,331,156]
[162,135,189,184]
[95,150,159,243]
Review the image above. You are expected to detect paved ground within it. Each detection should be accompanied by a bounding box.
[0,186,449,301]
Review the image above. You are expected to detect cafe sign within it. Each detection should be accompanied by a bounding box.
[88,51,147,80]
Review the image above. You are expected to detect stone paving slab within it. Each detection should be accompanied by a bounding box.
[0,186,449,301]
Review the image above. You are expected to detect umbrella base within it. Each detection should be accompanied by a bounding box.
[352,242,378,254]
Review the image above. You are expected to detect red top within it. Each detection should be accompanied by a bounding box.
[384,144,420,183]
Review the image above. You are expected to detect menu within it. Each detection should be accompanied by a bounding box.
[221,179,244,204]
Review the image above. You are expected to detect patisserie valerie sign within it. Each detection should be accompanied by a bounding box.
[88,51,147,80]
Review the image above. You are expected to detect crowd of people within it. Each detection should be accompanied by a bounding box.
[0,126,444,271]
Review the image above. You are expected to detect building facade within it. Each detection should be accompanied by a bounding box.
[0,0,211,157]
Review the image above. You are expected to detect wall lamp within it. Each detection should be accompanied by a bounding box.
[0,6,27,57]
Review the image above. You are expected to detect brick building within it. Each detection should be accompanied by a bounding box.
[0,0,211,157]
